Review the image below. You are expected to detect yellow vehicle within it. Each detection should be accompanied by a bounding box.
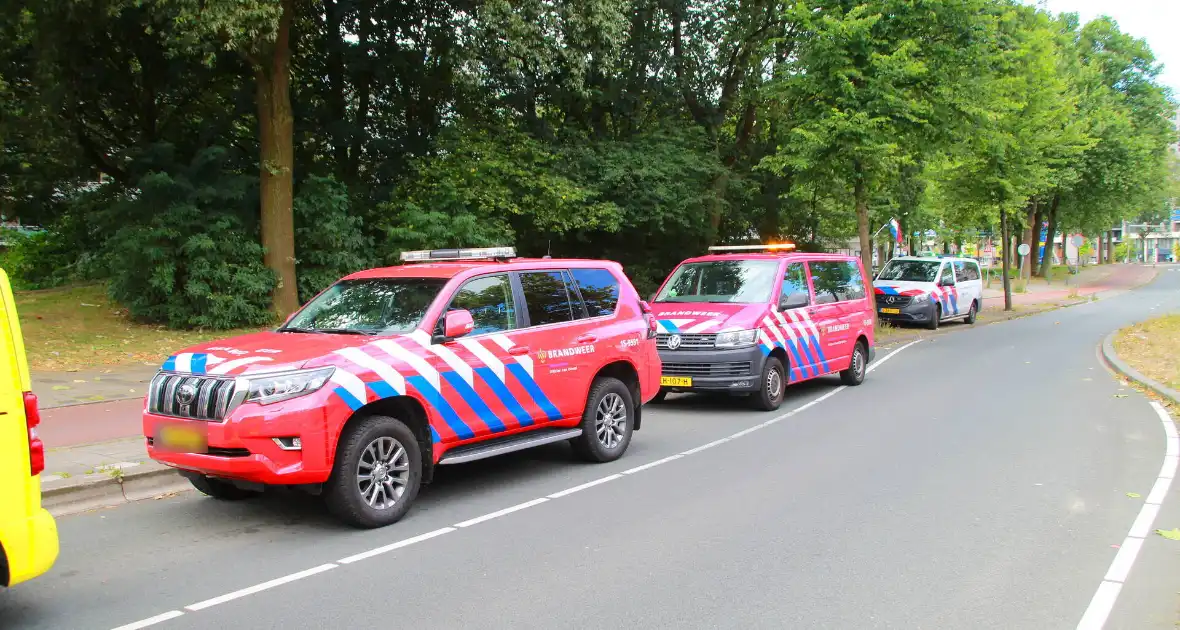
[0,268,58,586]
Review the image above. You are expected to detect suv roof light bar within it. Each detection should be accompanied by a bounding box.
[400,246,517,262]
[706,243,796,253]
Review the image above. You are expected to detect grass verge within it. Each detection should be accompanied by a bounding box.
[15,284,266,372]
[1113,314,1180,394]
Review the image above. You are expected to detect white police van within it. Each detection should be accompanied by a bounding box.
[873,256,984,330]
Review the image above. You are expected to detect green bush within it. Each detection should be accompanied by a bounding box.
[294,175,373,302]
[105,147,276,329]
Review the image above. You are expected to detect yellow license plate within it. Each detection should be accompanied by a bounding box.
[157,423,207,453]
[661,376,693,387]
[880,308,901,315]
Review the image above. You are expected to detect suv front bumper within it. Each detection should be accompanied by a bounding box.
[657,346,766,393]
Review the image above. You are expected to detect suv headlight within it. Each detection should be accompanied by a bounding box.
[714,329,758,349]
[238,367,336,406]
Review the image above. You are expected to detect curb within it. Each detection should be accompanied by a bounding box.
[41,466,192,517]
[1101,330,1180,406]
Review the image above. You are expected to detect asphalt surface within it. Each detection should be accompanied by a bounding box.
[3,266,1179,630]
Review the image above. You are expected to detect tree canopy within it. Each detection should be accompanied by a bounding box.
[0,0,1174,325]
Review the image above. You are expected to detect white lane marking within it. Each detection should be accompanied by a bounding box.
[337,527,456,565]
[454,498,548,528]
[1103,537,1144,584]
[1145,476,1172,505]
[184,563,338,611]
[1076,401,1179,630]
[681,437,731,456]
[547,474,622,498]
[1078,581,1123,630]
[110,610,185,630]
[621,454,683,475]
[108,334,928,630]
[867,339,922,373]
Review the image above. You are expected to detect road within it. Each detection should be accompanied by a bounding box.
[3,267,1179,630]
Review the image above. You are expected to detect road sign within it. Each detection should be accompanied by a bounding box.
[1071,235,1084,247]
[1017,243,1031,256]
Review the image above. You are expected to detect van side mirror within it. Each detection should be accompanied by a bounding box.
[779,292,809,310]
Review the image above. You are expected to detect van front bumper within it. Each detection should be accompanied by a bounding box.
[877,299,936,323]
[657,346,765,393]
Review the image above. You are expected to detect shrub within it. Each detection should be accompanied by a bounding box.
[294,175,373,302]
[105,147,276,329]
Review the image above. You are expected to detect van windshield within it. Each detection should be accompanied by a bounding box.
[655,260,779,304]
[876,260,941,283]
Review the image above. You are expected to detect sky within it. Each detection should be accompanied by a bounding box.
[1034,0,1180,96]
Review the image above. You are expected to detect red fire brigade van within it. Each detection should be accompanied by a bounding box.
[650,245,875,410]
[143,247,660,528]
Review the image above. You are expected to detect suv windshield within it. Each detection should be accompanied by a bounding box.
[876,260,941,283]
[283,278,446,335]
[655,260,779,303]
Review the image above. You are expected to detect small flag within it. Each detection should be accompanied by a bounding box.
[889,218,902,243]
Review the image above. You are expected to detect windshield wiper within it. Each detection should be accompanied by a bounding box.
[277,327,374,335]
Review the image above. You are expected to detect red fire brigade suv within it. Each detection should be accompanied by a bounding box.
[143,247,660,528]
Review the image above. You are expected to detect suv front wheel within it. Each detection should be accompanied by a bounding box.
[571,377,634,462]
[325,415,423,529]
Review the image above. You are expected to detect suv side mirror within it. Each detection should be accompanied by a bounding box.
[779,292,809,310]
[443,309,475,340]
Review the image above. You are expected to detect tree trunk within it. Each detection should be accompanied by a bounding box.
[1000,207,1012,311]
[1027,203,1043,279]
[256,0,299,317]
[1022,200,1036,275]
[1037,194,1059,277]
[853,169,875,313]
[1107,231,1114,264]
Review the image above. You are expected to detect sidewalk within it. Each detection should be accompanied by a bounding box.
[981,263,1158,308]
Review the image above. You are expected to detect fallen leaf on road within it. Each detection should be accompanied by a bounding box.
[51,385,70,390]
[1083,378,1093,381]
[1127,492,1141,498]
[1114,394,1129,398]
[1155,528,1180,541]
[72,379,86,383]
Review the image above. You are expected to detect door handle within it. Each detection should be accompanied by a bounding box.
[508,346,531,356]
[575,334,597,344]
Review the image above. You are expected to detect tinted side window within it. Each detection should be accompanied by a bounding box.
[570,268,620,318]
[843,261,866,300]
[780,263,810,308]
[448,274,517,335]
[953,261,968,281]
[938,265,954,285]
[968,262,982,281]
[809,262,844,304]
[520,271,576,326]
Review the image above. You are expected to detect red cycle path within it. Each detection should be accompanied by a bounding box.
[39,398,144,448]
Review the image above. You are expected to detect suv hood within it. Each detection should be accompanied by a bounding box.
[649,303,768,335]
[873,280,935,296]
[161,330,376,376]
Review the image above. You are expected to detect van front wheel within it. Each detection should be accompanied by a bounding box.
[750,356,786,411]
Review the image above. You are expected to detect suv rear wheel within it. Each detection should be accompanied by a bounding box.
[571,377,634,462]
[750,356,786,411]
[324,415,422,529]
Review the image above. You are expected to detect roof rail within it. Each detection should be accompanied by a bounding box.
[706,243,796,253]
[399,246,517,262]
